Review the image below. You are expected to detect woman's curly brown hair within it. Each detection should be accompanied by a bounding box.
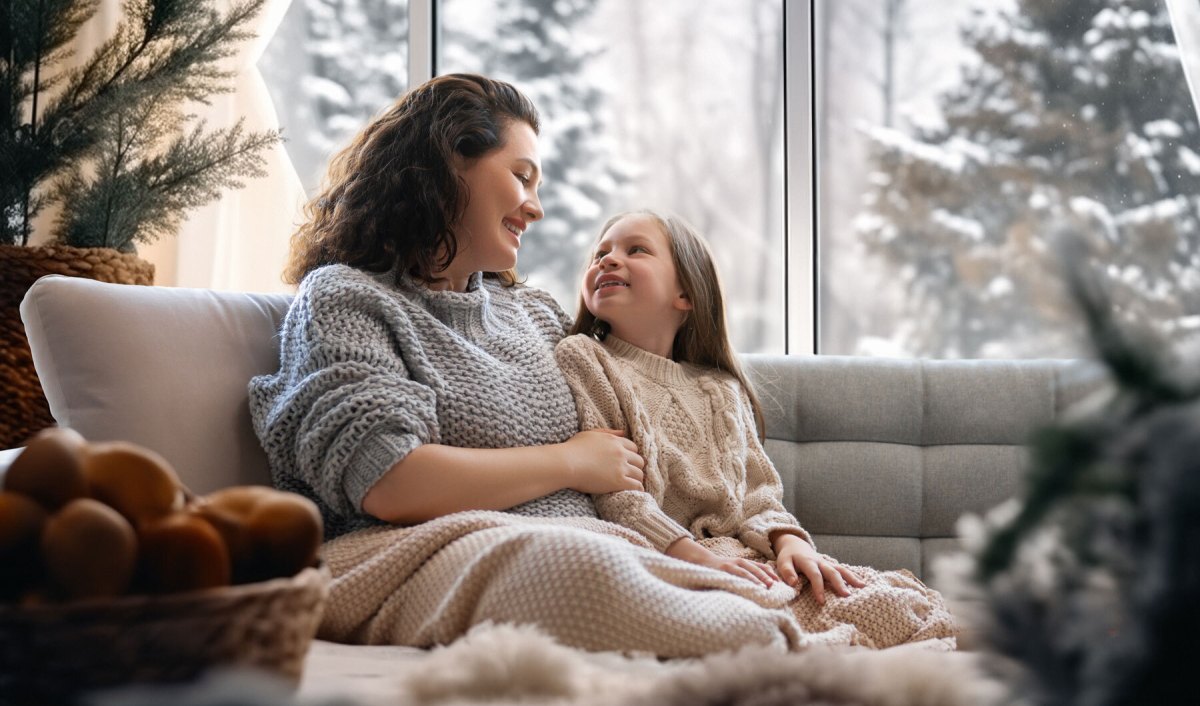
[283,74,540,285]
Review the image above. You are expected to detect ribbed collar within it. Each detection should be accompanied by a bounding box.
[602,334,698,387]
[393,271,496,331]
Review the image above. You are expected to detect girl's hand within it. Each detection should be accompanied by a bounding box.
[666,537,779,589]
[773,533,866,604]
[561,429,645,494]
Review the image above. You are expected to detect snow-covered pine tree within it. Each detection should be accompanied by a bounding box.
[857,0,1200,357]
[442,0,621,303]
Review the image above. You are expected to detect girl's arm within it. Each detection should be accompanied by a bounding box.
[361,430,644,524]
[729,383,815,557]
[554,336,692,551]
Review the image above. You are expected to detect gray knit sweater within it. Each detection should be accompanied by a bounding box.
[248,264,597,538]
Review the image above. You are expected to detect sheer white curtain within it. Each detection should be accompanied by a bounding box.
[172,0,303,293]
[31,0,303,292]
[1168,0,1200,124]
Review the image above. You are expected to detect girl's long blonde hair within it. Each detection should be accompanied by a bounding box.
[568,210,767,439]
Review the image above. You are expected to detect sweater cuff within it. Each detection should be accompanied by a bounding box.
[344,433,422,514]
[740,518,814,559]
[636,512,693,553]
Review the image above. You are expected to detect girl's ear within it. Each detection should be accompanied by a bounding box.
[674,292,694,311]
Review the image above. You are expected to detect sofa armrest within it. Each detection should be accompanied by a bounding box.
[0,446,22,485]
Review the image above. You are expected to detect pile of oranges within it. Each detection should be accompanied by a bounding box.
[0,428,322,603]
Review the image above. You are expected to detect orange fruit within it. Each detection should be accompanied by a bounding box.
[4,427,88,511]
[83,441,182,526]
[194,486,322,583]
[41,498,137,600]
[244,493,323,581]
[137,513,231,594]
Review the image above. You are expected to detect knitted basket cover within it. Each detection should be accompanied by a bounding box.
[0,244,154,448]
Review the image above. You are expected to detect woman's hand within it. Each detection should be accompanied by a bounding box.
[561,429,645,494]
[666,537,779,589]
[773,533,866,604]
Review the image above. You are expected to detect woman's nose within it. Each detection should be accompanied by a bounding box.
[523,193,544,222]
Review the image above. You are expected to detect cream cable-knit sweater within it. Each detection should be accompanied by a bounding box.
[249,264,597,538]
[554,334,812,557]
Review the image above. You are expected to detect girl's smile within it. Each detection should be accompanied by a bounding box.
[582,214,692,358]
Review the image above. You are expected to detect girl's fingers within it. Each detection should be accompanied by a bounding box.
[839,564,866,587]
[799,562,825,604]
[820,561,850,597]
[776,559,800,587]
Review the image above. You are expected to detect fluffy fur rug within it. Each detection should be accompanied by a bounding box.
[386,623,1003,706]
[92,623,1006,706]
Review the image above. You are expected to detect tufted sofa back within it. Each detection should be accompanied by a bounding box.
[744,354,1104,579]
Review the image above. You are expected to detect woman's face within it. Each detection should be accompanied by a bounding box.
[440,121,544,289]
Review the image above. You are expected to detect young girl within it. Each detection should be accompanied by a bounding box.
[554,209,957,649]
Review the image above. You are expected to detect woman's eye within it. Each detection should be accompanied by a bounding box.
[515,173,531,184]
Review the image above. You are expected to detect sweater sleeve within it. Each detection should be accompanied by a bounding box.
[249,267,439,518]
[729,383,815,557]
[554,335,691,552]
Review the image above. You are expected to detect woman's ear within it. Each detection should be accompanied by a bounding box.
[674,292,694,311]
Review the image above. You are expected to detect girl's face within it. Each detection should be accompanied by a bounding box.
[582,214,692,349]
[439,121,544,290]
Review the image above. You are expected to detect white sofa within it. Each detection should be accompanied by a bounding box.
[4,274,1105,703]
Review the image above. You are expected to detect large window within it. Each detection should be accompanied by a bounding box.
[440,0,785,354]
[259,0,1200,358]
[816,0,1200,358]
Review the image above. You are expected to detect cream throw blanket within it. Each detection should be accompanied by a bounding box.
[320,512,956,656]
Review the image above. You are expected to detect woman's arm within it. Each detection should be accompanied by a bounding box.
[361,429,644,524]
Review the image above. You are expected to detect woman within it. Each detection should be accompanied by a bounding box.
[250,74,808,655]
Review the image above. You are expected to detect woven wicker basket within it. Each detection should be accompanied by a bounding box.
[0,565,329,704]
[0,244,155,449]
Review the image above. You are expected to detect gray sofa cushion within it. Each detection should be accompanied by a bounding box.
[745,354,1105,578]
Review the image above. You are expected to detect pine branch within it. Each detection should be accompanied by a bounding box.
[4,0,266,244]
[52,104,281,250]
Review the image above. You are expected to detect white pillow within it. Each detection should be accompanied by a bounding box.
[19,275,293,494]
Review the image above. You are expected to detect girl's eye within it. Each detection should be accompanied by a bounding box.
[629,245,648,254]
[593,250,608,261]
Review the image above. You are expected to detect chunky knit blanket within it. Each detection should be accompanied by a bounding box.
[319,513,956,656]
